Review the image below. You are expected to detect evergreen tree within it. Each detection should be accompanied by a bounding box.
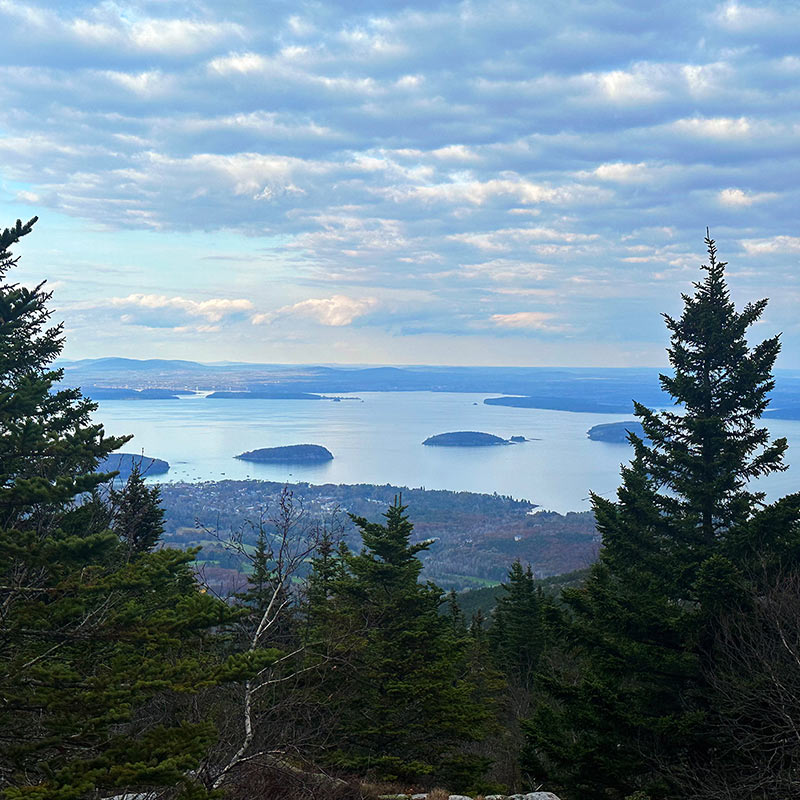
[523,234,800,800]
[0,218,250,799]
[489,560,545,692]
[305,501,491,787]
[235,523,274,611]
[111,463,165,554]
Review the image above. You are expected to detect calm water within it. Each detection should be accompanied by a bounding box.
[92,392,800,514]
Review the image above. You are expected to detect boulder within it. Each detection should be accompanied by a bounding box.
[524,794,561,800]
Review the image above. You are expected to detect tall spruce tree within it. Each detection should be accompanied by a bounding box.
[304,500,492,787]
[0,217,128,529]
[523,234,800,800]
[489,560,546,693]
[111,463,165,554]
[0,218,251,799]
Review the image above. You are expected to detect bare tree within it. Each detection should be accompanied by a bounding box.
[197,487,344,791]
[669,571,800,799]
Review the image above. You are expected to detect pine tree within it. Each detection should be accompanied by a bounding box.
[523,233,800,800]
[111,463,165,554]
[0,218,248,799]
[0,218,129,531]
[305,500,492,787]
[489,560,545,692]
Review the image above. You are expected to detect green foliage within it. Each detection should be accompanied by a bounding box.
[0,219,251,799]
[524,234,800,799]
[111,463,166,553]
[304,500,494,787]
[0,219,129,528]
[489,560,546,691]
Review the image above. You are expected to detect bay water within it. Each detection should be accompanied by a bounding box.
[92,391,800,514]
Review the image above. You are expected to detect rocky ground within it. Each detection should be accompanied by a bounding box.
[381,793,560,800]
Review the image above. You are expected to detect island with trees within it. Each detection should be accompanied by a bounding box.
[234,444,334,463]
[586,420,647,443]
[423,431,513,446]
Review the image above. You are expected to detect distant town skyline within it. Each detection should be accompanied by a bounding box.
[2,0,798,367]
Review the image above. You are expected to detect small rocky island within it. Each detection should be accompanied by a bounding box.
[100,453,170,478]
[587,420,647,443]
[235,444,334,463]
[423,431,512,447]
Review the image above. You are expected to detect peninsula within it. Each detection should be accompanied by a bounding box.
[235,444,334,463]
[85,387,184,400]
[484,395,632,413]
[101,453,170,478]
[423,431,511,447]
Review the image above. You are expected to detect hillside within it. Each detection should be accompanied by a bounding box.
[157,480,599,593]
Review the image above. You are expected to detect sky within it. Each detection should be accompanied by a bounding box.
[1,0,799,367]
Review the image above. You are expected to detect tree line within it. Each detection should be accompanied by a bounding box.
[2,217,798,799]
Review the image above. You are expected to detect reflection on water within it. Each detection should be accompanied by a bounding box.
[92,391,800,514]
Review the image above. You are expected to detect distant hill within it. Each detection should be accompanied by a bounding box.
[235,444,334,463]
[423,431,510,447]
[53,358,800,418]
[100,453,170,478]
[157,480,598,592]
[587,420,647,443]
[61,357,207,373]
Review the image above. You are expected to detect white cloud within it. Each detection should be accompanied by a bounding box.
[594,66,665,103]
[715,2,786,32]
[718,187,776,207]
[208,52,269,75]
[490,311,565,331]
[580,162,675,184]
[2,2,244,55]
[459,259,552,282]
[387,178,600,207]
[430,144,481,161]
[109,294,253,322]
[449,227,599,252]
[128,19,243,55]
[740,236,800,255]
[253,295,379,327]
[672,116,753,139]
[103,70,173,97]
[681,62,730,96]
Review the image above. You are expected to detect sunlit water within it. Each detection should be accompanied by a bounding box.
[91,391,800,514]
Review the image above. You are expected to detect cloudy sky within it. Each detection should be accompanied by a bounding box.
[2,0,799,366]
